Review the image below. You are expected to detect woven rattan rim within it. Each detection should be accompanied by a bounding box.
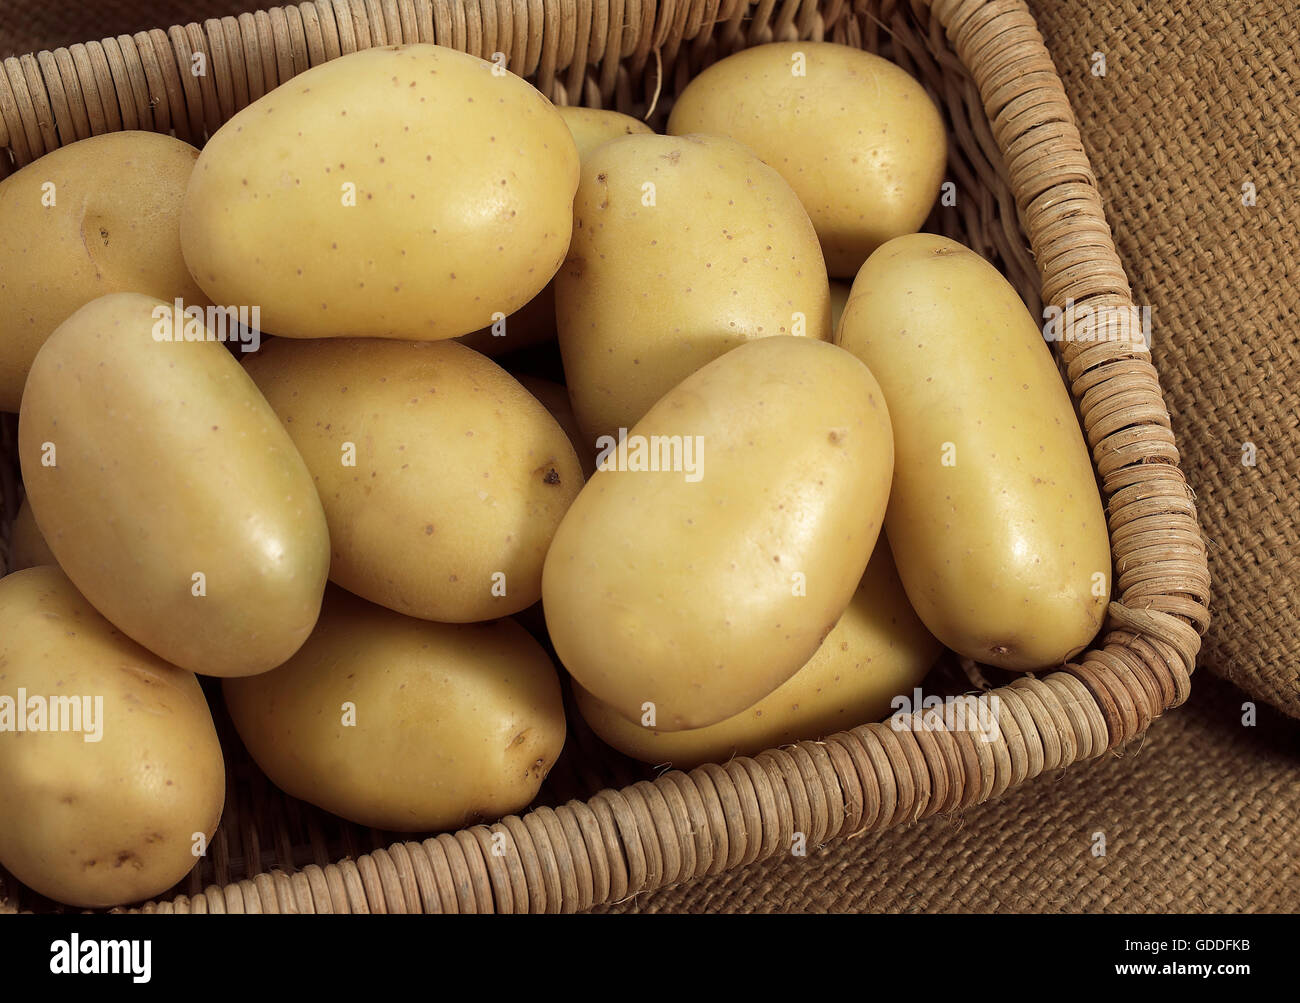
[0,0,1210,913]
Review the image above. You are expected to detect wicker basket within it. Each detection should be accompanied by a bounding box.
[0,0,1210,914]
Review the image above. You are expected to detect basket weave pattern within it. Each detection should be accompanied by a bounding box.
[0,0,1209,913]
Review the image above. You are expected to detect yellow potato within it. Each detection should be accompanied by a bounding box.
[0,567,224,908]
[574,543,940,767]
[223,587,566,832]
[8,497,56,572]
[556,106,654,160]
[516,374,598,478]
[455,109,649,359]
[244,338,583,622]
[181,44,579,341]
[838,234,1110,670]
[0,131,207,411]
[543,336,893,730]
[19,293,330,677]
[555,132,832,442]
[668,41,947,277]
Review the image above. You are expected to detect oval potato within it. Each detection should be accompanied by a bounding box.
[574,543,940,767]
[244,338,584,622]
[668,41,947,277]
[223,588,566,832]
[0,567,224,908]
[0,131,207,411]
[181,44,579,341]
[837,234,1111,670]
[19,293,330,677]
[555,132,832,442]
[543,336,893,730]
[556,105,654,160]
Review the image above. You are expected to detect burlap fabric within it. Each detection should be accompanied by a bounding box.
[1,1,1297,913]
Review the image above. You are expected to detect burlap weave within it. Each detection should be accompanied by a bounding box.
[0,0,1296,913]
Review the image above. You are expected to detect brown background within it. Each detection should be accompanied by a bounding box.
[1,1,1297,912]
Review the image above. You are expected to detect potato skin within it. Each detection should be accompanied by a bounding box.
[555,132,832,442]
[181,44,579,341]
[0,131,206,412]
[18,293,330,677]
[0,567,224,908]
[223,588,566,832]
[516,374,598,479]
[667,41,947,277]
[543,336,893,731]
[574,543,940,767]
[455,109,649,361]
[837,234,1111,670]
[8,498,57,572]
[244,338,584,622]
[556,106,654,160]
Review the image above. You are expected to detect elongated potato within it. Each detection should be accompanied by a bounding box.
[667,41,947,277]
[181,44,579,341]
[8,498,56,572]
[244,338,583,622]
[555,133,832,442]
[19,293,330,677]
[574,543,940,767]
[837,234,1111,670]
[223,588,566,832]
[0,567,224,908]
[0,131,207,411]
[543,336,893,730]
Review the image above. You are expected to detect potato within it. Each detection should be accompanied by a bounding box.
[838,234,1110,670]
[0,567,224,908]
[516,374,597,478]
[8,497,56,572]
[244,338,583,622]
[668,41,947,277]
[454,109,649,360]
[223,587,566,832]
[556,106,653,160]
[181,44,579,341]
[574,543,940,767]
[0,131,207,412]
[19,293,330,677]
[543,336,893,730]
[555,133,832,442]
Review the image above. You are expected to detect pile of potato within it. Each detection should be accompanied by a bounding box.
[0,41,1110,908]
